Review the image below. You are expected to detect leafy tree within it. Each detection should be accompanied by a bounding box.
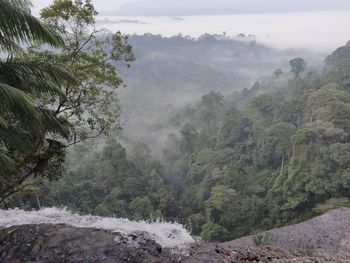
[179,124,198,153]
[324,41,350,84]
[313,198,350,214]
[130,196,154,220]
[289,57,307,78]
[200,221,231,242]
[130,143,152,170]
[197,91,225,148]
[0,0,77,203]
[273,68,283,79]
[258,122,297,172]
[204,185,237,223]
[0,0,134,204]
[33,0,134,142]
[219,107,249,148]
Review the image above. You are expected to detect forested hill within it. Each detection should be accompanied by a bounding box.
[22,41,350,242]
[115,33,324,155]
[122,33,323,94]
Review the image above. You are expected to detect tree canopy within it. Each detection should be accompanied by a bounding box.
[0,0,133,205]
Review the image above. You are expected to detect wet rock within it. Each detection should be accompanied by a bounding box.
[0,224,167,263]
[0,208,349,263]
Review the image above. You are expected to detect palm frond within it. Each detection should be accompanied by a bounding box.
[0,126,33,153]
[0,126,34,153]
[0,82,38,121]
[0,0,64,47]
[0,60,77,86]
[0,141,15,169]
[0,33,24,53]
[0,116,8,128]
[23,77,65,98]
[8,0,32,10]
[0,60,77,99]
[39,108,71,138]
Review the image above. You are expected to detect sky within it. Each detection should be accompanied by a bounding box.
[31,0,350,52]
[31,0,350,16]
[31,0,142,15]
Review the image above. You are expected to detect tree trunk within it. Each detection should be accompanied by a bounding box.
[310,108,314,123]
[279,154,285,177]
[36,194,41,209]
[57,188,61,205]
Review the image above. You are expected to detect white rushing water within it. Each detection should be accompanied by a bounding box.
[0,207,194,248]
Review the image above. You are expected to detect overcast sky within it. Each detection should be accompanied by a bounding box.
[32,0,350,16]
[31,0,350,52]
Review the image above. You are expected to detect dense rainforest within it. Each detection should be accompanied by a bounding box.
[1,0,350,243]
[18,42,350,241]
[116,32,323,156]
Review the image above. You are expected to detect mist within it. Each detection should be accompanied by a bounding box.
[97,11,350,53]
[97,11,348,158]
[113,33,325,158]
[110,0,350,16]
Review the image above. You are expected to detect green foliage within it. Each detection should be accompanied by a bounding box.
[313,198,350,214]
[130,197,154,220]
[0,0,64,51]
[200,221,231,242]
[25,138,176,221]
[219,108,249,148]
[253,231,276,246]
[205,185,236,223]
[0,0,75,203]
[18,41,350,244]
[289,57,307,78]
[33,0,134,141]
[0,0,132,204]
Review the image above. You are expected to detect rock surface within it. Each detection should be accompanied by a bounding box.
[0,208,349,263]
[0,224,167,263]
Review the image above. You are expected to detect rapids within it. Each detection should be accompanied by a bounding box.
[0,207,194,248]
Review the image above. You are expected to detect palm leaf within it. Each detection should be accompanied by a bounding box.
[0,0,64,47]
[0,60,77,99]
[0,82,38,121]
[0,33,24,53]
[8,0,32,12]
[39,108,71,138]
[23,77,65,98]
[0,126,33,153]
[0,60,77,86]
[0,116,8,128]
[0,141,15,169]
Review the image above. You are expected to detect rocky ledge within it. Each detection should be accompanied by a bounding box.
[0,208,349,263]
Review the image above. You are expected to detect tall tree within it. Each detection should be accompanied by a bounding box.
[0,0,76,203]
[1,0,134,205]
[36,0,134,142]
[289,57,307,78]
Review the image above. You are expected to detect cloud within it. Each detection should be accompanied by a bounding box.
[108,0,350,16]
[96,18,147,25]
[30,0,143,15]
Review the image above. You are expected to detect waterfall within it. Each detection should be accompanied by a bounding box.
[0,207,194,248]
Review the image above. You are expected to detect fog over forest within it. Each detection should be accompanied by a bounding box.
[114,33,323,157]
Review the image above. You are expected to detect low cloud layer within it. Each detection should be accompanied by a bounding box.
[96,18,146,25]
[110,0,350,16]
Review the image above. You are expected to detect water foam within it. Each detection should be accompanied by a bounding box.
[0,207,194,248]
